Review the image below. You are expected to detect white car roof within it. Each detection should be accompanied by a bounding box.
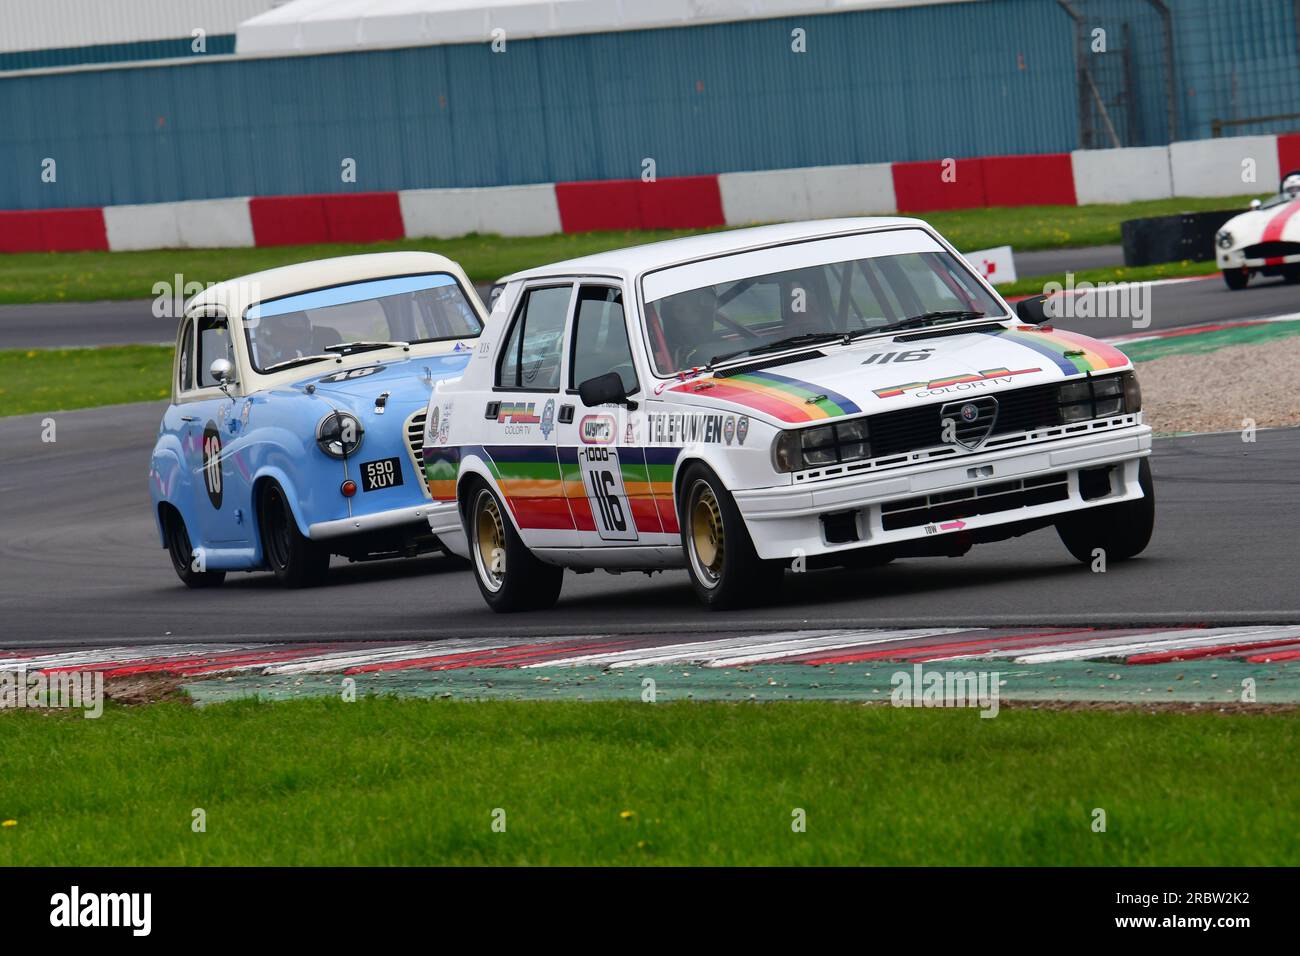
[186,251,471,317]
[500,217,933,284]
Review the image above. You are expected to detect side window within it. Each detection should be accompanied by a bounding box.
[177,318,195,393]
[496,285,571,391]
[196,315,236,387]
[570,286,637,395]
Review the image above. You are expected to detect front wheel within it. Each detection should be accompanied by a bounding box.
[163,508,225,588]
[679,464,784,609]
[1222,268,1250,290]
[258,481,330,588]
[1056,459,1155,564]
[464,478,563,612]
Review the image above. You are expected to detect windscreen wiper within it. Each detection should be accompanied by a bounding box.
[874,310,986,334]
[261,354,335,373]
[324,340,410,355]
[709,331,847,367]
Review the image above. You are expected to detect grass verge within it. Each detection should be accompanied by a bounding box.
[0,196,1256,305]
[0,345,171,416]
[0,698,1295,865]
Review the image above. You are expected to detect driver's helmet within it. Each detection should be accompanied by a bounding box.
[260,311,315,365]
[1282,170,1300,201]
[660,286,720,368]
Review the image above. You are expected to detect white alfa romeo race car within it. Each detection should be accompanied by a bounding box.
[1216,170,1300,289]
[422,218,1154,611]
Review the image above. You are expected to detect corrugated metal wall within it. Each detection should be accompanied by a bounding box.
[1,0,1296,211]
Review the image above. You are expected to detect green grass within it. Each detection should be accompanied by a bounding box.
[0,195,1259,305]
[1,698,1295,866]
[0,345,171,416]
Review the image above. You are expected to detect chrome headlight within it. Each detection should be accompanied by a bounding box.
[1216,230,1234,250]
[773,419,871,473]
[316,411,364,459]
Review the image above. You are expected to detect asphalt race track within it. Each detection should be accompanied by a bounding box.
[3,268,1297,350]
[1,396,1297,647]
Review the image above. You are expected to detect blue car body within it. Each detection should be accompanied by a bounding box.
[148,252,487,584]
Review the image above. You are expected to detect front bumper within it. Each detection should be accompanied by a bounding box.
[1217,248,1300,270]
[732,422,1152,560]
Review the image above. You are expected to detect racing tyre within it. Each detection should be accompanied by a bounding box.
[464,478,563,612]
[163,508,225,588]
[259,481,330,588]
[1056,459,1155,564]
[1222,268,1250,291]
[679,464,784,609]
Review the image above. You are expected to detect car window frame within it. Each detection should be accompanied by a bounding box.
[566,282,640,398]
[493,280,576,394]
[175,306,237,404]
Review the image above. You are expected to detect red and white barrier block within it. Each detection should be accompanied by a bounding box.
[4,133,1298,253]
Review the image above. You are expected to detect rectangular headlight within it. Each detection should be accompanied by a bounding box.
[1057,372,1138,423]
[773,418,873,472]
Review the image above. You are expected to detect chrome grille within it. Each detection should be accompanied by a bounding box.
[404,411,430,499]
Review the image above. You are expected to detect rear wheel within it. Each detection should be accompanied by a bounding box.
[680,464,783,609]
[464,478,563,612]
[258,481,330,588]
[162,508,225,588]
[1222,268,1250,290]
[1056,459,1155,564]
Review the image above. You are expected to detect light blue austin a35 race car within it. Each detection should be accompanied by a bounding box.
[149,252,487,587]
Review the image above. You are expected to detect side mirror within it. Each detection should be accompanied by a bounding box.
[1015,294,1052,326]
[578,371,637,409]
[1249,198,1262,210]
[209,358,235,389]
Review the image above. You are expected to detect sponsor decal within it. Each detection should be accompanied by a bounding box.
[497,401,540,435]
[625,418,636,444]
[723,416,736,446]
[647,412,734,444]
[861,348,934,365]
[540,398,556,439]
[319,365,383,383]
[736,415,750,446]
[873,367,1041,399]
[579,414,616,444]
[201,421,223,509]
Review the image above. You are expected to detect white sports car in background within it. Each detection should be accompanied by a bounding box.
[1216,170,1300,289]
[422,218,1154,611]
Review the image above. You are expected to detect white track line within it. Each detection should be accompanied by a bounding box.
[1010,626,1300,664]
[526,628,973,670]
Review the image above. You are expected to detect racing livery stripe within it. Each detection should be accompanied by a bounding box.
[983,326,1129,374]
[672,369,861,422]
[1261,198,1300,244]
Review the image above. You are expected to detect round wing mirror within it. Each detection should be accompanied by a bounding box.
[1249,198,1262,210]
[209,358,234,384]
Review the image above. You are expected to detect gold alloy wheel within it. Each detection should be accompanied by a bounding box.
[474,490,506,592]
[688,481,725,587]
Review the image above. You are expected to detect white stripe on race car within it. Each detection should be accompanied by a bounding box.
[525,628,972,670]
[1010,626,1300,664]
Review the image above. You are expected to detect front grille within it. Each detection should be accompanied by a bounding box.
[405,411,430,499]
[869,381,1062,458]
[880,472,1069,531]
[1242,241,1300,259]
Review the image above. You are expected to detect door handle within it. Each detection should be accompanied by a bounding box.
[180,416,198,423]
[558,404,575,424]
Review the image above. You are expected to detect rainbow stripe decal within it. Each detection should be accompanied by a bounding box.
[671,369,861,423]
[983,326,1131,375]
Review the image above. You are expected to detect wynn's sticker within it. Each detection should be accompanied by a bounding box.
[578,446,637,542]
[579,414,615,444]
